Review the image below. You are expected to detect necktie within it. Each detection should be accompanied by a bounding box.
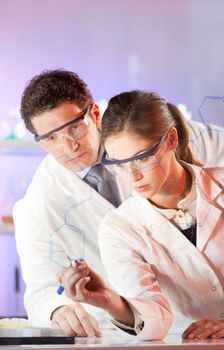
[84,164,121,207]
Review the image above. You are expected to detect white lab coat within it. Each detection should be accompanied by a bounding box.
[98,164,224,340]
[13,120,224,331]
[13,154,130,326]
[187,120,224,166]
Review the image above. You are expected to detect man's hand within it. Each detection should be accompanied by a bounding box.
[51,304,101,337]
[182,319,224,340]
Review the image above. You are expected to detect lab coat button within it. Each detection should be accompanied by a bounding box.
[212,286,217,292]
[136,322,144,332]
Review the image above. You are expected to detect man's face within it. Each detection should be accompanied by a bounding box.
[32,102,101,172]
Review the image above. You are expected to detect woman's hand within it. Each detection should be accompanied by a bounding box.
[57,260,113,309]
[57,260,134,327]
[182,319,224,339]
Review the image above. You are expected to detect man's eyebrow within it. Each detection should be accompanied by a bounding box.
[34,109,88,142]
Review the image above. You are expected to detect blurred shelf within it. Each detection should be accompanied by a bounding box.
[0,141,44,235]
[0,140,44,156]
[0,224,14,234]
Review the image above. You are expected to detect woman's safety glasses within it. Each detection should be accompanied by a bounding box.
[101,134,166,174]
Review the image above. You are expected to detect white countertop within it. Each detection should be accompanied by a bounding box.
[0,329,224,349]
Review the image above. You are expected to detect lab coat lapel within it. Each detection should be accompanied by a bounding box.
[136,165,223,252]
[44,157,113,210]
[139,197,193,250]
[195,167,223,251]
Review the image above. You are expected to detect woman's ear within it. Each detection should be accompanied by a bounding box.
[90,103,101,127]
[167,127,178,150]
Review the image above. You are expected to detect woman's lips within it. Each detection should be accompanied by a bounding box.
[134,184,151,192]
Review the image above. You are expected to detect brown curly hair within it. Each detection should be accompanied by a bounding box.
[20,69,94,134]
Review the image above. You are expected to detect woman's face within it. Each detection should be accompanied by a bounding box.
[104,129,178,201]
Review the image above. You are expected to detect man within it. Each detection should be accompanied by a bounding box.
[13,69,224,337]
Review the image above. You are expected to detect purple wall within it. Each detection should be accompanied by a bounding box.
[1,0,224,124]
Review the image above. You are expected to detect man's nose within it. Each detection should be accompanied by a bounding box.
[62,134,78,151]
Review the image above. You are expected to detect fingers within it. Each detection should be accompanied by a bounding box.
[211,328,224,339]
[182,319,207,339]
[57,262,89,294]
[182,319,224,340]
[63,271,90,299]
[56,267,67,283]
[74,303,101,337]
[74,276,91,300]
[89,315,102,337]
[52,313,86,337]
[60,261,88,280]
[51,305,86,336]
[66,305,88,336]
[51,304,101,337]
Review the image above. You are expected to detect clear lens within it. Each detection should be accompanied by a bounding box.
[105,155,160,178]
[40,121,88,151]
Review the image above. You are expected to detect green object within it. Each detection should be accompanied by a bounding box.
[4,133,19,141]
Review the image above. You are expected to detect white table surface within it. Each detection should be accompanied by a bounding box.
[1,330,224,350]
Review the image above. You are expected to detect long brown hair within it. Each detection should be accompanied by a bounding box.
[101,90,201,165]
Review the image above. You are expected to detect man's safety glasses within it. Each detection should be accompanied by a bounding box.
[34,107,89,150]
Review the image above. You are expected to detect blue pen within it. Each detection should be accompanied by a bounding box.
[57,258,83,295]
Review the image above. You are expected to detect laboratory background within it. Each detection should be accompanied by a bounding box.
[0,0,223,317]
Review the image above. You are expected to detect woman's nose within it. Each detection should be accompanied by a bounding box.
[129,167,143,182]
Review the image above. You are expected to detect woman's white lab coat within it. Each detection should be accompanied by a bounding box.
[98,164,224,340]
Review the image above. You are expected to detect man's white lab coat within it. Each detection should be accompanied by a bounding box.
[13,154,130,326]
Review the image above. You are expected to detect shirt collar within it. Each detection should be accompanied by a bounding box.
[77,146,104,179]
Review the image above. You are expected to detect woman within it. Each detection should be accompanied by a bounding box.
[57,91,224,340]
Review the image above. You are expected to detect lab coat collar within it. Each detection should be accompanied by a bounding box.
[132,163,223,252]
[76,146,105,179]
[190,164,223,251]
[45,147,104,180]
